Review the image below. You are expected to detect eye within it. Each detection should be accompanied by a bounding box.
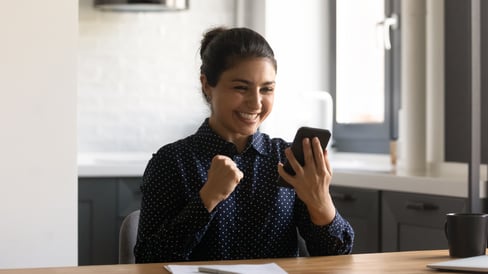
[234,86,248,92]
[260,86,274,93]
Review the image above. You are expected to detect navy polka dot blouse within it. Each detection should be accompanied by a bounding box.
[134,119,354,263]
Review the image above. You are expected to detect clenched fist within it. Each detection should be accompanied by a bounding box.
[199,155,244,212]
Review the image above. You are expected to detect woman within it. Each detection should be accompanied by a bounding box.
[134,26,354,263]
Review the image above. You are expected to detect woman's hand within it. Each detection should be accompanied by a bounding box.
[277,137,336,226]
[200,155,243,212]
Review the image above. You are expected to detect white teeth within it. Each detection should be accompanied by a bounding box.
[239,112,258,120]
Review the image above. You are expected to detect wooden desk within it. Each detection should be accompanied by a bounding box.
[0,250,462,274]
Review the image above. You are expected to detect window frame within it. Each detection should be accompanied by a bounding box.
[329,0,401,154]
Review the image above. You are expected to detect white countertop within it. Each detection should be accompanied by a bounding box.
[332,171,485,198]
[78,152,487,198]
[78,152,150,177]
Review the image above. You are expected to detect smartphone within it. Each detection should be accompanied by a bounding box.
[277,127,332,188]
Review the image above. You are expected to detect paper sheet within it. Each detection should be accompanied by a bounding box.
[165,262,288,274]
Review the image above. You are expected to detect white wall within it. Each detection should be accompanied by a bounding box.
[0,0,78,268]
[78,0,236,153]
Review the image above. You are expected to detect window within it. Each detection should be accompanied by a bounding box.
[331,0,401,154]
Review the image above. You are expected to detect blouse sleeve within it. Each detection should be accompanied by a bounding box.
[134,152,215,263]
[295,199,355,256]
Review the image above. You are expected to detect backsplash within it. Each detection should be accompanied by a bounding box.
[78,0,236,153]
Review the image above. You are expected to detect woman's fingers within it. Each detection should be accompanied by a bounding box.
[311,137,327,175]
[284,147,303,176]
[302,138,315,170]
[323,149,332,177]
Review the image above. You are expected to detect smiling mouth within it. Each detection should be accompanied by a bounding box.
[238,112,259,121]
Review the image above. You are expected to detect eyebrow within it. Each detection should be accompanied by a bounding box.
[231,79,276,85]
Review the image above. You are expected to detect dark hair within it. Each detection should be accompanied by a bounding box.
[199,27,277,102]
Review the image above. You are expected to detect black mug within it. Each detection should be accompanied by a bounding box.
[445,213,488,257]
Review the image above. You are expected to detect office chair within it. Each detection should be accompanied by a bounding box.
[297,230,310,257]
[119,209,140,264]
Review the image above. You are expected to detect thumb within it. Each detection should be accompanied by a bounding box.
[237,170,244,181]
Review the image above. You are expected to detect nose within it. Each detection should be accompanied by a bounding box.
[246,88,262,110]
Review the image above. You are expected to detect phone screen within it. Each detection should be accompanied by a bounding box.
[277,127,331,188]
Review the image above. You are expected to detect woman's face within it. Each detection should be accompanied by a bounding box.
[202,57,276,145]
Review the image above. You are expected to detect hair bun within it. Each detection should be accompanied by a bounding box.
[200,27,227,59]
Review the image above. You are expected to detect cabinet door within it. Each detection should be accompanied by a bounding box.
[78,178,118,265]
[78,177,142,266]
[330,186,380,253]
[381,191,466,252]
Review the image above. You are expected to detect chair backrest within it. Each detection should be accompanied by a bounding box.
[119,209,140,264]
[297,229,310,257]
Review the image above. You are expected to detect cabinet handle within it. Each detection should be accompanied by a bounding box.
[405,202,439,211]
[331,193,356,202]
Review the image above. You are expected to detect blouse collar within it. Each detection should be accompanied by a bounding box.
[192,118,270,157]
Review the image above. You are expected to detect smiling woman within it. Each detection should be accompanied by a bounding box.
[134,26,354,263]
[201,57,276,152]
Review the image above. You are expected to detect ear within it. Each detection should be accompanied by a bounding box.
[200,74,212,100]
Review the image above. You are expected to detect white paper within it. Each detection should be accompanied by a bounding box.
[165,262,288,274]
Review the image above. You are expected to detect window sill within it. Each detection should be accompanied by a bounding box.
[329,151,488,198]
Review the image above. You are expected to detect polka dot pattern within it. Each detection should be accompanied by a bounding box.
[134,119,354,263]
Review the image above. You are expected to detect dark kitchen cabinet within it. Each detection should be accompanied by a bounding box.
[330,186,381,253]
[381,191,469,252]
[78,177,142,266]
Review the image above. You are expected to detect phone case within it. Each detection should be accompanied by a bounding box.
[277,127,331,188]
